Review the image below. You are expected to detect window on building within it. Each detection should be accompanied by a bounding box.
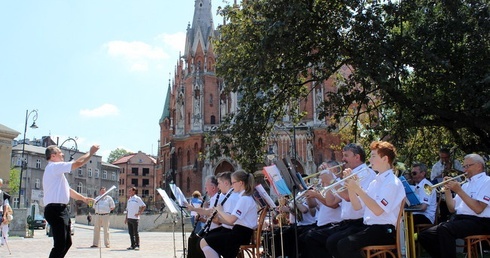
[16,157,22,167]
[142,189,149,198]
[119,189,124,197]
[88,168,92,177]
[132,167,138,176]
[122,168,125,174]
[186,177,190,193]
[95,169,100,178]
[187,151,191,165]
[131,179,138,187]
[78,168,83,176]
[143,179,149,187]
[13,197,19,208]
[111,172,116,181]
[77,182,83,193]
[35,179,40,189]
[103,170,108,179]
[143,168,149,176]
[36,159,41,169]
[210,94,214,105]
[211,115,216,124]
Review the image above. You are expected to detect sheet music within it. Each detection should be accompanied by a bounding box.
[255,184,277,208]
[169,183,189,207]
[94,185,117,203]
[156,188,179,214]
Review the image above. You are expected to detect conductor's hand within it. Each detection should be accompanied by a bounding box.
[90,145,100,155]
[84,197,96,205]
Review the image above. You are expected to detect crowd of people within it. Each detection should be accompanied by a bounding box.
[0,140,485,258]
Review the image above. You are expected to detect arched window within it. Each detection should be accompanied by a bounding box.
[211,115,216,124]
[77,182,83,193]
[187,150,191,165]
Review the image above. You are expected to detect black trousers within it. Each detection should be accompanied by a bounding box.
[127,218,140,248]
[336,224,396,258]
[418,215,490,258]
[325,219,365,258]
[300,222,340,258]
[44,204,71,258]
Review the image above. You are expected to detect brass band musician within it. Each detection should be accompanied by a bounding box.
[419,153,490,258]
[411,163,437,225]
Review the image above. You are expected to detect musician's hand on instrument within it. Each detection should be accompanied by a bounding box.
[186,203,194,211]
[342,168,353,179]
[215,205,224,213]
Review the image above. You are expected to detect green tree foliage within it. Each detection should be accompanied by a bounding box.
[213,0,489,170]
[107,148,130,163]
[9,167,20,194]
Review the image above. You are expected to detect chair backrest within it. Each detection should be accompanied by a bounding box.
[396,198,407,258]
[253,207,268,255]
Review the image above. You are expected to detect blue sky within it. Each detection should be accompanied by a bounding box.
[0,0,223,161]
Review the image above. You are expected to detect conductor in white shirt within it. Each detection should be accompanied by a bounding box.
[91,187,115,248]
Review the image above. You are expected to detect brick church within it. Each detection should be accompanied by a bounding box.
[158,0,342,197]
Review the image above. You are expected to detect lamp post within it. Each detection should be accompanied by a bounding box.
[19,109,39,208]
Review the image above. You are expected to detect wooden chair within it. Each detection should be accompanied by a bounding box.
[237,207,268,258]
[361,198,406,258]
[465,235,490,258]
[415,196,441,256]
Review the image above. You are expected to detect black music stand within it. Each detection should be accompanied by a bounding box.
[157,188,183,258]
[169,184,190,258]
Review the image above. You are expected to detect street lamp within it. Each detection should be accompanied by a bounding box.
[19,109,39,208]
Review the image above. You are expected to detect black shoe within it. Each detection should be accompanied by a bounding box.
[134,246,139,251]
[127,246,135,250]
[90,245,98,248]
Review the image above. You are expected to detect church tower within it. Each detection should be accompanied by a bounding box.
[159,0,236,196]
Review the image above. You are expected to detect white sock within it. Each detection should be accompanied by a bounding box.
[202,245,220,258]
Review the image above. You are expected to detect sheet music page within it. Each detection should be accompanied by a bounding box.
[169,183,189,207]
[156,188,179,214]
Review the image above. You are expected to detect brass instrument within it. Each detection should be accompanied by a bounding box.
[303,162,346,180]
[320,168,368,197]
[424,174,466,195]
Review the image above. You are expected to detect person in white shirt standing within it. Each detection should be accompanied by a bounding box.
[91,187,115,248]
[0,178,12,247]
[43,144,98,258]
[125,187,146,251]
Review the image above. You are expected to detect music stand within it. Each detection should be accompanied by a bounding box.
[157,188,179,258]
[169,184,190,258]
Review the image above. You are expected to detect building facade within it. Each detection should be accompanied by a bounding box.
[158,0,343,198]
[113,151,157,213]
[11,137,120,215]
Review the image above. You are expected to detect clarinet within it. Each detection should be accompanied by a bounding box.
[197,189,233,237]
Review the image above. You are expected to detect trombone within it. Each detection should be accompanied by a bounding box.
[303,162,346,180]
[423,174,466,195]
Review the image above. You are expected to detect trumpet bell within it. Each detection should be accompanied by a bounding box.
[423,184,433,196]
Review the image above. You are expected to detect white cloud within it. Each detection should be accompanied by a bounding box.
[157,32,186,53]
[80,104,120,118]
[104,41,169,72]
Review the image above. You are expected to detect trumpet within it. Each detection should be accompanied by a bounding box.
[320,167,368,197]
[303,162,346,180]
[423,174,466,195]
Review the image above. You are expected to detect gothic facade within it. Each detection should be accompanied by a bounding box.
[158,0,343,197]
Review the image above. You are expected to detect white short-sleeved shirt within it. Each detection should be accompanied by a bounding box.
[363,170,406,227]
[94,195,115,214]
[43,161,73,205]
[413,178,437,223]
[232,191,258,230]
[289,201,316,226]
[339,164,376,220]
[316,199,341,226]
[126,195,146,220]
[454,172,490,217]
[221,191,240,229]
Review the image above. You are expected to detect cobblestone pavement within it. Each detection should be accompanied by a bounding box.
[2,224,188,258]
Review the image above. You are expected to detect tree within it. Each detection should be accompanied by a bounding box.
[9,167,20,195]
[213,0,490,170]
[107,148,130,163]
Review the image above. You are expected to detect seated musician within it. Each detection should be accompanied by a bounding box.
[411,162,437,225]
[419,153,490,258]
[212,172,240,234]
[276,194,317,257]
[301,160,342,258]
[200,170,258,258]
[333,141,406,258]
[323,144,377,258]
